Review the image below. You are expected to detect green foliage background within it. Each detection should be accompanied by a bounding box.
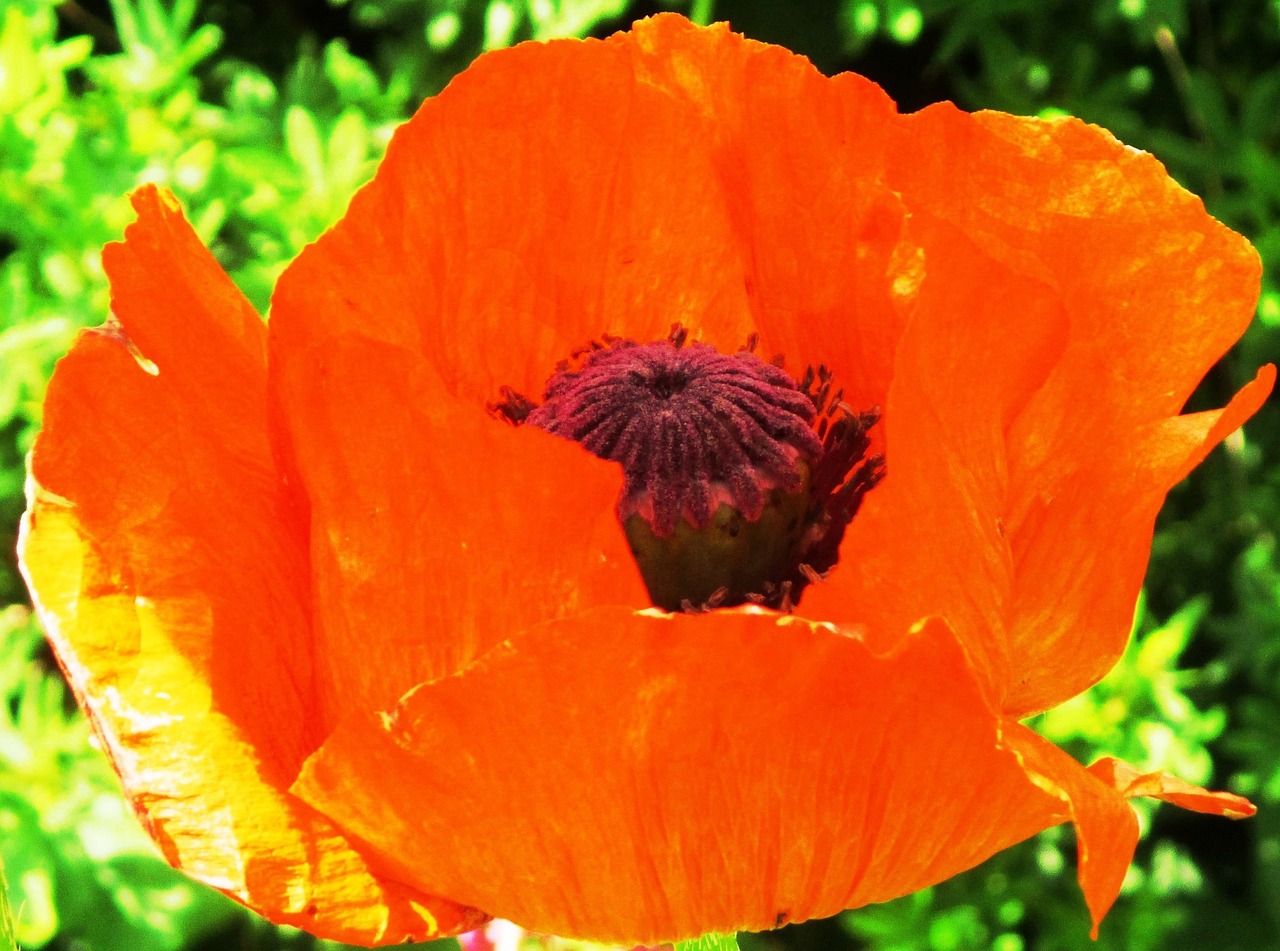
[0,0,1277,948]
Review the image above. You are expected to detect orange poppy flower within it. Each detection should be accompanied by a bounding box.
[19,13,1274,948]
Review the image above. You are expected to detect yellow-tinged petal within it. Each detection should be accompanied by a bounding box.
[19,186,484,943]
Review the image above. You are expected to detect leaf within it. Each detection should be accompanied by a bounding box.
[327,109,370,192]
[484,0,519,51]
[172,23,223,76]
[138,0,170,51]
[324,39,380,104]
[83,855,238,951]
[1239,66,1280,140]
[106,0,142,54]
[1136,595,1209,678]
[0,795,59,948]
[285,105,326,193]
[44,34,94,73]
[675,934,739,951]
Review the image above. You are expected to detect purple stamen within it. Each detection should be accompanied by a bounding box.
[489,326,884,611]
[524,334,823,537]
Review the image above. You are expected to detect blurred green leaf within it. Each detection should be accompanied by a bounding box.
[0,852,16,951]
[1,793,61,947]
[677,934,740,951]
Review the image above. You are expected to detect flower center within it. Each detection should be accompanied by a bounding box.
[491,326,883,611]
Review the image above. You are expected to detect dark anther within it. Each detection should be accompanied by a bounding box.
[679,586,730,614]
[488,386,537,425]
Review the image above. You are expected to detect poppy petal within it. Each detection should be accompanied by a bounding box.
[1000,723,1139,938]
[873,106,1271,713]
[623,15,915,414]
[1087,758,1256,819]
[1005,365,1273,715]
[802,215,1068,698]
[270,20,755,410]
[888,106,1260,418]
[1002,723,1255,937]
[18,186,483,943]
[292,610,1074,944]
[268,329,648,727]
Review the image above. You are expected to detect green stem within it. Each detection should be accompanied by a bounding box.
[674,934,739,951]
[689,0,716,26]
[0,854,16,951]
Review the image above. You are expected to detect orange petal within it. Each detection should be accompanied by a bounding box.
[293,611,1072,944]
[879,107,1271,713]
[1001,723,1139,939]
[268,329,648,728]
[270,18,755,410]
[272,15,916,419]
[1004,727,1256,938]
[803,214,1068,697]
[266,14,916,720]
[19,187,482,943]
[889,106,1261,419]
[1003,364,1273,715]
[623,15,915,414]
[1088,758,1256,819]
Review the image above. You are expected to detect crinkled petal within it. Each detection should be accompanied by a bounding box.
[877,106,1272,712]
[1003,724,1254,938]
[888,106,1260,418]
[269,330,648,726]
[1088,758,1256,818]
[272,13,916,419]
[804,214,1068,697]
[270,18,754,409]
[1005,366,1273,714]
[18,186,483,943]
[293,610,1073,944]
[1001,724,1138,938]
[623,15,916,414]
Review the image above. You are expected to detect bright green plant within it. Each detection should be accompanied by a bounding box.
[1,0,1277,949]
[1,855,16,951]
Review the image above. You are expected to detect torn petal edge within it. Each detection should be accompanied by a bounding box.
[1002,722,1138,940]
[1088,757,1256,820]
[1003,723,1257,940]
